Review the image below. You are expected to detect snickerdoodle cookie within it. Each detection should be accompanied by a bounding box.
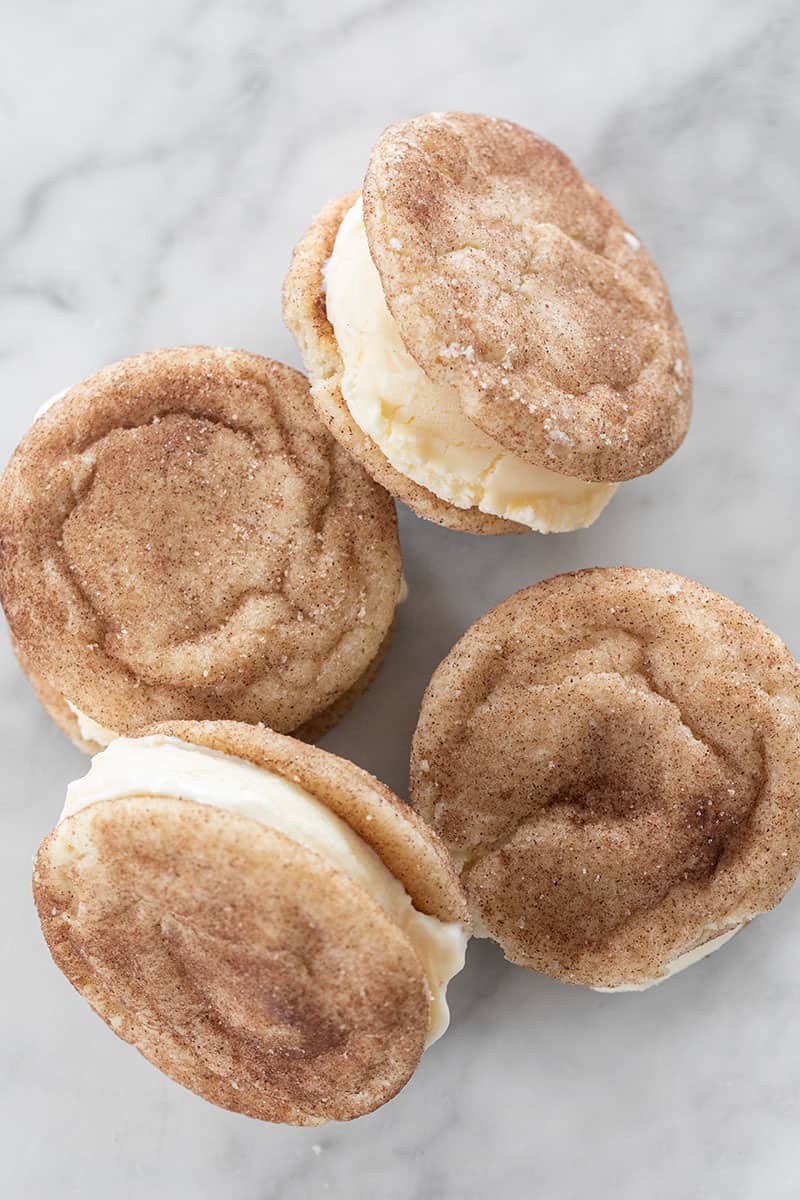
[33,721,469,1124]
[410,569,800,990]
[284,112,691,534]
[0,348,402,750]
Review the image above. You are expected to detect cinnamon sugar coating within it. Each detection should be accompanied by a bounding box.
[364,113,691,482]
[33,721,468,1123]
[0,348,401,744]
[411,568,800,988]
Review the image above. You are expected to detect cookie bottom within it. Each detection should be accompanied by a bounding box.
[14,625,393,754]
[294,624,393,742]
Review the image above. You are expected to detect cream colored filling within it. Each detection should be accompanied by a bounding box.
[324,198,617,532]
[65,701,118,748]
[60,735,467,1045]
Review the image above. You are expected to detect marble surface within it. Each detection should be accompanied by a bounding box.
[2,1,799,1196]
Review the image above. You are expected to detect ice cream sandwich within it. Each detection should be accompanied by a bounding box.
[284,112,691,534]
[34,721,469,1122]
[0,347,402,749]
[411,568,800,989]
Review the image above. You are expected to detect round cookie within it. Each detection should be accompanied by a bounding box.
[33,721,470,1124]
[363,113,691,483]
[410,568,800,990]
[0,347,402,747]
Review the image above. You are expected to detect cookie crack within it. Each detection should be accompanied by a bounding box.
[455,632,766,900]
[399,274,664,407]
[50,411,347,681]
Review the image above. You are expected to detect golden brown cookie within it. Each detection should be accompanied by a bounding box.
[33,721,470,1124]
[364,113,691,482]
[0,348,402,749]
[284,113,690,533]
[410,568,800,990]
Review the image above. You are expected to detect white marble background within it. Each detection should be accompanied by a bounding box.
[2,1,799,1196]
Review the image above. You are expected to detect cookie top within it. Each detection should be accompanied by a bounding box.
[410,568,800,988]
[363,113,691,483]
[0,348,401,738]
[34,721,469,1124]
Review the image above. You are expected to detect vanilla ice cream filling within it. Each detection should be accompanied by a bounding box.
[65,701,118,748]
[324,198,616,532]
[60,735,467,1045]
